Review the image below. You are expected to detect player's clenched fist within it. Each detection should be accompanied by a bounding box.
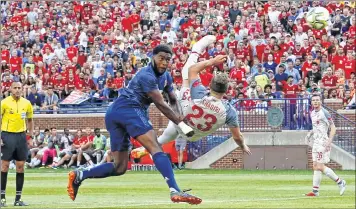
[213,55,228,65]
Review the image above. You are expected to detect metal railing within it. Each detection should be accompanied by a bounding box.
[323,106,356,156]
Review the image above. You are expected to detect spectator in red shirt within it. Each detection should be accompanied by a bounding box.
[199,68,213,87]
[321,67,338,91]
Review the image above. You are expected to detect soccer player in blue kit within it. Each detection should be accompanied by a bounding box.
[67,45,202,204]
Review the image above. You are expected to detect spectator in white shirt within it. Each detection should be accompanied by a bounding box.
[91,54,104,84]
[54,43,66,61]
[161,24,177,44]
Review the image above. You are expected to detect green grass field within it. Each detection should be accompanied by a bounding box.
[2,169,355,209]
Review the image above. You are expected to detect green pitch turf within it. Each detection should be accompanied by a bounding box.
[3,169,355,208]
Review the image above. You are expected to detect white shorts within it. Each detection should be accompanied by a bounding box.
[312,145,331,164]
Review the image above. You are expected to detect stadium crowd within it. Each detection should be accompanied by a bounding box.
[1,0,355,113]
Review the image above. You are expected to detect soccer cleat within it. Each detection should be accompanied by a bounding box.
[191,35,216,55]
[67,170,82,201]
[338,180,346,196]
[170,189,202,205]
[14,199,29,206]
[131,147,149,159]
[1,199,7,207]
[305,191,319,196]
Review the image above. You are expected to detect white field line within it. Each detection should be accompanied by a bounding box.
[59,196,343,208]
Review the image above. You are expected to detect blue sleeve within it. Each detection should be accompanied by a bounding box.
[322,108,333,123]
[165,73,174,93]
[141,74,158,93]
[189,78,208,100]
[223,102,239,128]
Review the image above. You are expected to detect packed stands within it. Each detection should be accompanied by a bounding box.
[1,1,355,112]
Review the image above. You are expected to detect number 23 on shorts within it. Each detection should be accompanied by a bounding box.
[185,105,217,132]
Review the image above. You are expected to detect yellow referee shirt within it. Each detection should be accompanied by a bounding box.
[1,96,33,133]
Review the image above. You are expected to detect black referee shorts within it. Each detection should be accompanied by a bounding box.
[1,131,28,161]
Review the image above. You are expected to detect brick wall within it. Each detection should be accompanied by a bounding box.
[324,99,344,110]
[210,147,342,170]
[210,148,243,169]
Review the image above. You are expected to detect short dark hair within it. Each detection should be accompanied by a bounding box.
[287,75,294,80]
[210,73,229,93]
[94,128,100,132]
[152,44,172,56]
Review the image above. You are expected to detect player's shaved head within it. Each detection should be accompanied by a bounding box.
[10,81,23,100]
[210,73,229,94]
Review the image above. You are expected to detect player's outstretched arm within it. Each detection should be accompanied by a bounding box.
[148,90,194,137]
[166,90,181,115]
[229,127,251,155]
[188,55,228,83]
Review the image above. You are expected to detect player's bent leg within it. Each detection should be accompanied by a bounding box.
[181,35,216,88]
[136,130,202,205]
[131,121,179,159]
[322,164,346,196]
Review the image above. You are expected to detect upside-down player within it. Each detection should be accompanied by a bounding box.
[132,35,251,161]
[305,94,346,196]
[67,44,202,204]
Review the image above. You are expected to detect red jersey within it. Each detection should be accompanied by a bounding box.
[75,79,84,90]
[1,50,10,63]
[114,77,125,89]
[9,57,22,73]
[67,78,76,91]
[229,68,245,82]
[121,17,133,33]
[301,61,313,78]
[235,49,245,61]
[322,75,338,87]
[227,41,237,53]
[83,79,95,90]
[1,80,12,92]
[66,46,78,61]
[54,79,67,90]
[199,72,213,87]
[344,60,355,79]
[283,83,299,100]
[255,44,266,61]
[332,55,347,71]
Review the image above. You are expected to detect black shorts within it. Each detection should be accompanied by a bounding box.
[1,131,28,161]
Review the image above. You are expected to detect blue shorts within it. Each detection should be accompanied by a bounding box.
[105,104,153,152]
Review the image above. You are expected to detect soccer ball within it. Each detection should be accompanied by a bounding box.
[305,7,330,30]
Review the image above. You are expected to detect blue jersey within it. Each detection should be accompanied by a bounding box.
[117,63,174,110]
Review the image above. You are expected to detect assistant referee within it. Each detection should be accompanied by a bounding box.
[1,82,34,207]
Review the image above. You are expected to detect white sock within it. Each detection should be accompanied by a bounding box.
[323,167,341,183]
[77,161,80,167]
[182,52,200,80]
[96,153,101,164]
[312,170,322,192]
[100,152,108,164]
[157,121,179,145]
